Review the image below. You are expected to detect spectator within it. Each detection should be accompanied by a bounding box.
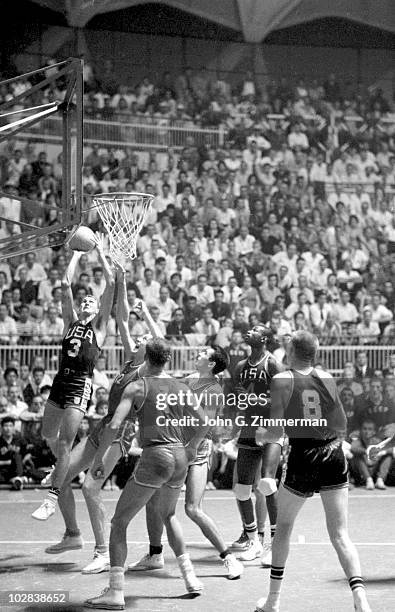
[14,252,46,284]
[166,308,192,342]
[354,351,375,379]
[15,305,39,344]
[22,367,47,406]
[19,394,45,440]
[0,416,26,489]
[349,419,392,490]
[92,356,110,393]
[356,308,381,345]
[355,377,395,433]
[156,285,177,325]
[333,291,359,324]
[136,268,161,303]
[37,306,64,344]
[0,303,18,344]
[193,307,220,343]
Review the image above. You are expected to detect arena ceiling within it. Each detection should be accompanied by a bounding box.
[29,0,395,42]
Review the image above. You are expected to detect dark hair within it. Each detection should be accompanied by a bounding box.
[1,416,15,426]
[92,266,103,275]
[360,418,376,430]
[32,366,45,375]
[4,367,18,379]
[291,331,318,362]
[95,400,108,413]
[209,345,229,375]
[145,338,171,367]
[40,385,52,394]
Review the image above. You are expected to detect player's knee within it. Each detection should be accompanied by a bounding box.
[184,501,199,520]
[111,513,128,532]
[328,527,348,548]
[233,483,252,501]
[257,477,277,496]
[82,478,100,499]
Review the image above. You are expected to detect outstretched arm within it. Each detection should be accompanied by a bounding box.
[93,236,115,346]
[61,251,81,334]
[115,264,135,361]
[140,302,164,339]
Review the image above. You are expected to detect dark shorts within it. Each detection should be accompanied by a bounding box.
[132,444,188,489]
[47,372,92,414]
[88,418,137,457]
[283,439,349,498]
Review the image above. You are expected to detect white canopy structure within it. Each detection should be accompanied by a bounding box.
[30,0,395,42]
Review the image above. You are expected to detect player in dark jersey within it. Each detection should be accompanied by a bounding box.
[32,240,115,521]
[232,325,284,565]
[84,338,208,609]
[127,346,244,580]
[43,266,164,574]
[255,331,371,612]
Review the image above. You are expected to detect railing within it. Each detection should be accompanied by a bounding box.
[18,115,225,152]
[2,344,395,379]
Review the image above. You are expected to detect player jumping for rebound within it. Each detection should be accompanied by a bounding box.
[43,266,163,573]
[232,325,284,565]
[255,331,371,612]
[127,345,244,580]
[84,338,209,609]
[32,240,115,521]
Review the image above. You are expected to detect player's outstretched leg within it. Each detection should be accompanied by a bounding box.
[33,406,84,520]
[234,448,263,561]
[257,442,281,567]
[81,443,123,574]
[45,438,96,554]
[159,484,203,594]
[254,485,305,612]
[185,462,243,579]
[321,488,371,612]
[84,478,156,610]
[127,490,165,571]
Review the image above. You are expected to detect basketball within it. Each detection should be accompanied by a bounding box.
[68,226,96,252]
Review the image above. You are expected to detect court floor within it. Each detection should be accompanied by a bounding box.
[0,488,394,612]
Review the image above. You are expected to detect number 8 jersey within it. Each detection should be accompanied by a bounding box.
[284,368,345,443]
[60,320,100,376]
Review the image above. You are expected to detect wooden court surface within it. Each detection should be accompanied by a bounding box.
[0,489,394,612]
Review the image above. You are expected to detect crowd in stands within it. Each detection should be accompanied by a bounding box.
[0,58,395,489]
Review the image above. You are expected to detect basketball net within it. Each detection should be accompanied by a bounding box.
[92,192,154,266]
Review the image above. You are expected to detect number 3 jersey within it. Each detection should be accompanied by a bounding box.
[236,352,282,447]
[283,368,346,444]
[60,320,100,376]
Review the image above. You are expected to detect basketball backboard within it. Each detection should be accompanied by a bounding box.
[0,58,83,260]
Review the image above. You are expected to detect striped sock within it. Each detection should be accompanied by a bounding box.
[244,521,258,540]
[349,576,365,592]
[271,524,276,539]
[270,565,285,582]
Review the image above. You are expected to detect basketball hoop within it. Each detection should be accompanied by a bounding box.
[92,192,154,265]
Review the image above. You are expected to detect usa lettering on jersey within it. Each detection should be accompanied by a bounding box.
[65,324,94,344]
[239,367,269,383]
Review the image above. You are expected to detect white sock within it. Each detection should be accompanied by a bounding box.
[109,566,124,591]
